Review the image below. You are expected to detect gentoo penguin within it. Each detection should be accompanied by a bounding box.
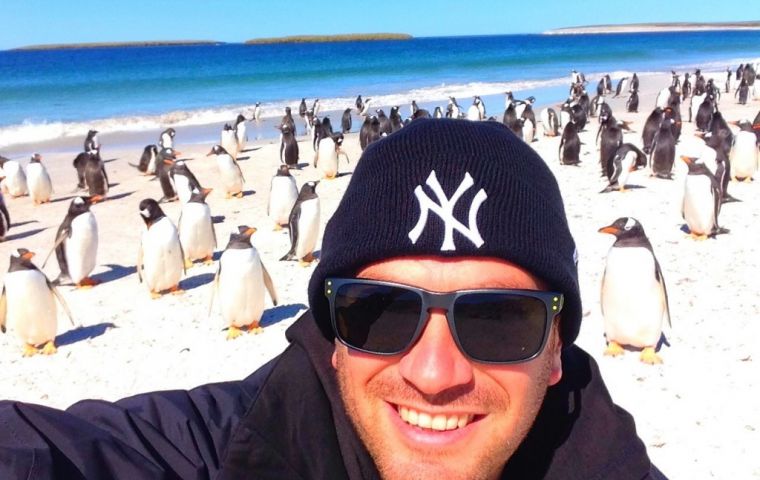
[592,96,609,119]
[0,188,10,241]
[253,102,262,121]
[695,95,715,132]
[268,165,299,229]
[341,108,352,133]
[389,106,403,132]
[570,104,587,131]
[377,109,392,135]
[359,115,372,151]
[600,144,647,193]
[688,91,706,123]
[0,156,28,198]
[210,226,278,339]
[280,180,320,265]
[282,106,297,135]
[359,98,372,117]
[355,95,364,114]
[277,123,299,168]
[433,106,443,119]
[655,87,671,110]
[446,97,462,119]
[598,116,624,178]
[156,147,180,202]
[44,195,102,288]
[521,100,536,131]
[467,96,485,121]
[663,106,682,143]
[642,108,664,154]
[730,121,759,181]
[629,73,639,93]
[598,217,670,364]
[159,128,175,150]
[72,151,90,190]
[725,67,732,94]
[558,99,572,127]
[299,98,308,118]
[681,156,725,239]
[522,116,536,143]
[650,119,676,179]
[207,144,245,198]
[558,122,581,166]
[312,98,321,117]
[84,130,99,153]
[178,187,216,268]
[84,148,109,197]
[234,114,247,155]
[220,123,238,160]
[736,80,749,105]
[130,144,159,175]
[367,116,382,146]
[540,108,560,137]
[502,103,519,129]
[626,90,639,113]
[170,160,204,204]
[26,153,53,204]
[137,199,185,298]
[681,73,692,99]
[614,77,629,97]
[410,100,419,118]
[315,133,349,179]
[1,248,75,356]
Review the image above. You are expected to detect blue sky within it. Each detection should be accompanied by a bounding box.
[0,0,753,50]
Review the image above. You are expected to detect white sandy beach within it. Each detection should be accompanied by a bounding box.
[1,70,759,479]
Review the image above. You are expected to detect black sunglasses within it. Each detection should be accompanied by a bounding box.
[325,278,563,365]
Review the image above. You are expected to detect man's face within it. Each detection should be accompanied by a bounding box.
[332,257,563,480]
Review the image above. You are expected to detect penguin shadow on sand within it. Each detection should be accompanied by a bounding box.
[180,272,216,292]
[56,322,116,348]
[598,184,646,194]
[235,156,251,162]
[333,172,352,179]
[234,189,256,198]
[90,263,137,285]
[102,191,135,202]
[240,146,261,154]
[51,195,77,204]
[211,215,226,224]
[261,303,308,328]
[10,220,38,228]
[5,226,48,242]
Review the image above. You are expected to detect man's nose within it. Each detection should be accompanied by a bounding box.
[398,308,474,395]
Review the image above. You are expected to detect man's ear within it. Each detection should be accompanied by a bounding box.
[547,318,563,386]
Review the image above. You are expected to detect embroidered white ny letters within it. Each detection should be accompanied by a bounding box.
[408,170,487,251]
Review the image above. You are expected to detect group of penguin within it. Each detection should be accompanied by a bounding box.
[1,117,325,355]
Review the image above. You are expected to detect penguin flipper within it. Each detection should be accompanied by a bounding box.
[654,258,671,329]
[48,280,76,328]
[283,203,301,261]
[261,262,278,306]
[0,201,10,227]
[137,243,144,283]
[211,222,217,249]
[234,160,246,183]
[208,265,220,318]
[43,226,71,269]
[0,286,6,333]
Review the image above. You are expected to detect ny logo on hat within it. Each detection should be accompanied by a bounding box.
[408,170,487,251]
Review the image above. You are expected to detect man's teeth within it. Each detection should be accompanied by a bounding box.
[397,406,474,431]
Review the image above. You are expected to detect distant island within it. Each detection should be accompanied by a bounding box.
[545,21,760,35]
[245,33,412,45]
[12,40,223,51]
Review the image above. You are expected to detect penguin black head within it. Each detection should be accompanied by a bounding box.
[223,123,233,131]
[207,144,229,156]
[598,217,647,241]
[226,225,256,249]
[138,199,166,228]
[68,195,101,216]
[299,180,319,198]
[159,148,180,164]
[681,156,714,176]
[30,153,42,163]
[8,248,37,273]
[276,164,291,176]
[236,114,246,124]
[285,106,292,115]
[167,128,176,137]
[189,187,212,204]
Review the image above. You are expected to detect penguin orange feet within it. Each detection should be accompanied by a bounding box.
[226,325,244,340]
[603,341,625,357]
[22,344,38,357]
[150,290,162,299]
[234,191,244,198]
[202,255,214,265]
[688,232,708,241]
[299,253,316,267]
[169,285,184,295]
[41,341,57,356]
[273,223,283,231]
[76,277,100,289]
[184,258,194,270]
[247,323,264,335]
[640,347,663,365]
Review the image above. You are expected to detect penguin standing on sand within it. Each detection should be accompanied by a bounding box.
[629,73,639,93]
[156,148,180,203]
[650,119,676,179]
[558,122,581,166]
[642,108,664,154]
[26,153,53,204]
[159,128,175,150]
[210,226,278,340]
[614,77,629,97]
[433,106,443,119]
[736,80,749,105]
[281,181,320,265]
[137,199,185,298]
[601,144,647,193]
[359,116,372,151]
[299,98,308,119]
[626,90,639,113]
[540,108,560,137]
[377,110,392,135]
[234,114,247,155]
[220,124,238,160]
[44,195,101,288]
[729,121,758,181]
[170,160,204,204]
[1,248,75,357]
[252,102,262,121]
[0,156,28,198]
[178,187,216,268]
[268,165,298,229]
[72,151,90,190]
[681,73,692,99]
[207,144,245,198]
[0,188,10,241]
[341,108,352,133]
[598,217,670,364]
[315,133,349,179]
[84,148,109,197]
[84,130,99,153]
[389,106,404,132]
[680,156,725,239]
[355,95,364,114]
[131,145,159,175]
[277,123,299,168]
[446,97,462,119]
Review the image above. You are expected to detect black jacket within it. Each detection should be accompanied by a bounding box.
[0,312,667,479]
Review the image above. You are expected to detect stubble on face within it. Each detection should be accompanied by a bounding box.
[334,340,557,480]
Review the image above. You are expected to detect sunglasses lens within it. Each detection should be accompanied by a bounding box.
[454,293,548,363]
[334,283,422,354]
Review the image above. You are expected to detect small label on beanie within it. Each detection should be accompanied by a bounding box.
[408,170,487,251]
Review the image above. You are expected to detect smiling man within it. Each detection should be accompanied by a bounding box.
[0,120,665,479]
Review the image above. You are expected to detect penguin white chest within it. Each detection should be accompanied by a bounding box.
[216,154,244,194]
[682,175,716,235]
[161,133,173,149]
[730,131,758,179]
[295,199,320,259]
[173,175,193,204]
[467,105,480,121]
[4,270,58,346]
[221,131,237,159]
[142,218,183,292]
[179,202,215,261]
[26,163,53,202]
[147,151,157,174]
[601,247,666,347]
[617,151,637,187]
[66,212,98,283]
[218,248,265,327]
[269,177,298,225]
[235,124,247,152]
[2,161,28,197]
[317,139,338,178]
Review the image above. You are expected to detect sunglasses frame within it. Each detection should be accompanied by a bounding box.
[325,277,564,365]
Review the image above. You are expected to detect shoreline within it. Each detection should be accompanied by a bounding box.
[11,40,223,51]
[545,21,760,35]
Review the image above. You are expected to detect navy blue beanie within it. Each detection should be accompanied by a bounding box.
[308,119,582,346]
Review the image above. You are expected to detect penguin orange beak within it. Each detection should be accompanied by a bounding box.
[245,227,257,236]
[21,251,35,260]
[598,226,619,235]
[680,155,695,165]
[206,150,214,157]
[728,120,739,126]
[89,195,104,204]
[163,159,175,166]
[202,187,213,198]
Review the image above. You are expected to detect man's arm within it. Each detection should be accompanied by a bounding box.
[0,356,278,479]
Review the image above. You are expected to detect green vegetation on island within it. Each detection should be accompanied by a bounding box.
[245,33,412,45]
[12,40,223,51]
[545,21,760,35]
